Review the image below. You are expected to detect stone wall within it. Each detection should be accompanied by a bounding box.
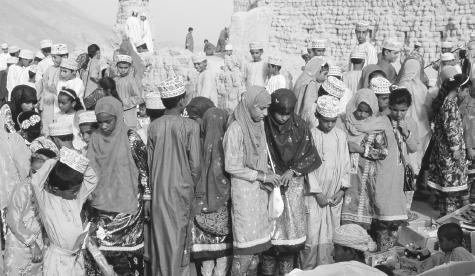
[232,0,474,74]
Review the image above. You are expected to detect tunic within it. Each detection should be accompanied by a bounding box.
[244,61,267,89]
[147,115,201,276]
[343,70,362,94]
[196,69,219,105]
[115,74,143,128]
[266,74,287,94]
[31,161,97,276]
[0,52,9,71]
[223,122,272,255]
[301,127,350,268]
[82,59,101,98]
[6,64,29,99]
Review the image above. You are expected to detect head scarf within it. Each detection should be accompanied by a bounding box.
[230,86,271,171]
[9,85,38,131]
[333,224,377,252]
[294,57,326,92]
[87,96,139,214]
[185,97,215,119]
[265,89,321,175]
[357,64,383,90]
[195,108,230,213]
[345,89,388,144]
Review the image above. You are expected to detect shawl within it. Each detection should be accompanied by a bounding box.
[7,85,37,131]
[265,89,321,175]
[344,88,387,144]
[195,107,230,213]
[294,57,325,99]
[230,86,271,171]
[357,64,383,90]
[87,96,139,214]
[185,96,215,119]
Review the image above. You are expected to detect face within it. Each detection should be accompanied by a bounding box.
[307,48,315,59]
[250,104,269,122]
[354,102,372,120]
[272,112,291,125]
[20,58,31,67]
[386,50,400,63]
[96,112,117,136]
[355,30,367,44]
[268,64,278,75]
[250,49,262,62]
[117,62,131,77]
[60,68,75,80]
[31,157,46,173]
[21,102,35,112]
[389,103,409,121]
[194,61,207,73]
[225,50,233,56]
[55,185,81,200]
[58,94,75,113]
[438,235,457,253]
[377,94,390,111]
[52,55,63,67]
[95,50,101,59]
[332,244,352,263]
[314,48,325,56]
[317,115,338,133]
[79,123,97,144]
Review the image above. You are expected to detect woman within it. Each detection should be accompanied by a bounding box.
[428,74,471,216]
[86,96,150,275]
[0,84,37,132]
[223,86,279,276]
[397,58,432,174]
[341,89,388,229]
[190,106,233,276]
[262,89,321,275]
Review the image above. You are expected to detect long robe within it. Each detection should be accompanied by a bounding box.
[343,70,362,94]
[349,41,378,70]
[147,115,201,276]
[0,52,9,71]
[244,61,267,89]
[115,74,144,128]
[196,69,218,106]
[36,55,54,83]
[185,33,194,52]
[377,58,397,83]
[300,127,350,269]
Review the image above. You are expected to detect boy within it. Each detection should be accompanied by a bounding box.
[57,58,85,112]
[301,95,351,268]
[114,54,143,128]
[147,77,201,276]
[369,76,392,116]
[193,52,218,105]
[244,42,268,89]
[48,122,75,150]
[77,110,98,154]
[377,39,401,83]
[31,147,97,275]
[266,56,287,93]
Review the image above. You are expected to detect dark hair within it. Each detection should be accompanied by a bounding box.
[10,85,38,130]
[350,58,364,65]
[382,48,392,57]
[269,64,282,71]
[146,108,166,121]
[188,27,193,32]
[18,111,41,142]
[318,86,329,97]
[368,70,387,84]
[58,88,84,111]
[375,265,394,276]
[48,162,83,191]
[438,223,463,245]
[42,47,51,54]
[162,93,186,109]
[79,122,99,129]
[340,245,366,262]
[34,148,57,159]
[28,70,36,79]
[137,43,148,50]
[98,77,122,103]
[52,134,74,141]
[34,57,42,63]
[389,88,412,107]
[87,44,100,59]
[204,39,209,43]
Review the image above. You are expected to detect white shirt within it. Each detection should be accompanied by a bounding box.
[0,53,9,71]
[36,55,54,82]
[6,64,29,100]
[266,74,287,94]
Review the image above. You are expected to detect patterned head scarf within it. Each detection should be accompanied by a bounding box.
[334,224,377,252]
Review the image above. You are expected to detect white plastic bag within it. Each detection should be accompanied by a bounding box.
[268,186,284,219]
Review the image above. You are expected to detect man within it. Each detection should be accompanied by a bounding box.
[36,39,54,83]
[307,39,333,65]
[244,41,268,89]
[289,224,385,276]
[0,43,9,71]
[126,9,142,50]
[185,27,194,52]
[203,39,216,56]
[8,45,20,57]
[140,12,154,52]
[377,39,401,83]
[349,21,378,69]
[0,57,18,105]
[266,56,287,93]
[147,77,201,276]
[7,49,33,99]
[193,52,218,105]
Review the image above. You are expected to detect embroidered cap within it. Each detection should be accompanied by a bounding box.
[316,95,339,118]
[355,21,370,31]
[382,39,402,52]
[441,52,455,61]
[30,137,59,156]
[350,49,366,59]
[321,76,346,99]
[249,42,264,50]
[116,54,132,65]
[334,224,377,252]
[328,66,342,78]
[192,52,207,63]
[8,45,20,54]
[158,76,186,99]
[145,92,165,109]
[414,41,422,47]
[59,147,89,174]
[51,44,68,55]
[40,39,53,49]
[77,111,97,125]
[308,39,326,49]
[369,76,391,95]
[60,58,78,71]
[268,55,282,66]
[35,51,45,60]
[49,122,73,136]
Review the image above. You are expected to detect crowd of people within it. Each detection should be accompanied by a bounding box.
[0,17,475,276]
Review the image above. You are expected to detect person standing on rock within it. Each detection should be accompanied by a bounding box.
[193,52,219,105]
[186,27,194,52]
[349,21,378,70]
[244,42,268,90]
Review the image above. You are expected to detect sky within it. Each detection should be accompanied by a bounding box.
[68,0,234,48]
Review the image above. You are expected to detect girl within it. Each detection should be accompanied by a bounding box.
[0,84,37,132]
[17,111,42,144]
[55,87,85,151]
[263,89,320,275]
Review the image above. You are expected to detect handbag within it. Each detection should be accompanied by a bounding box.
[195,204,231,236]
[390,117,415,192]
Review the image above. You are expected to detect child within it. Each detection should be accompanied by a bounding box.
[77,110,98,154]
[54,87,85,150]
[301,95,351,268]
[244,42,268,89]
[48,121,75,150]
[266,56,287,94]
[114,54,143,129]
[4,148,57,276]
[57,58,85,112]
[422,223,475,271]
[369,76,392,116]
[137,92,165,144]
[30,147,97,275]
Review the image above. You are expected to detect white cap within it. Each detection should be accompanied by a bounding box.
[35,51,45,60]
[268,56,282,66]
[316,95,339,118]
[51,43,68,55]
[328,66,342,78]
[441,52,455,61]
[40,39,53,49]
[350,49,366,59]
[8,45,20,54]
[145,92,165,109]
[60,58,78,70]
[158,77,186,99]
[78,111,97,125]
[441,41,453,48]
[1,43,7,50]
[116,54,132,65]
[249,42,264,50]
[224,44,233,51]
[369,77,391,95]
[19,49,34,60]
[321,76,346,99]
[59,147,89,174]
[382,39,402,51]
[308,39,326,49]
[192,52,207,63]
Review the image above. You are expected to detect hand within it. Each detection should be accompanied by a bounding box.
[330,190,345,207]
[348,141,364,154]
[30,241,43,263]
[315,193,329,207]
[144,200,151,222]
[398,120,410,137]
[280,170,293,187]
[265,173,281,187]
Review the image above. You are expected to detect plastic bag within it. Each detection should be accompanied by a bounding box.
[268,186,284,219]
